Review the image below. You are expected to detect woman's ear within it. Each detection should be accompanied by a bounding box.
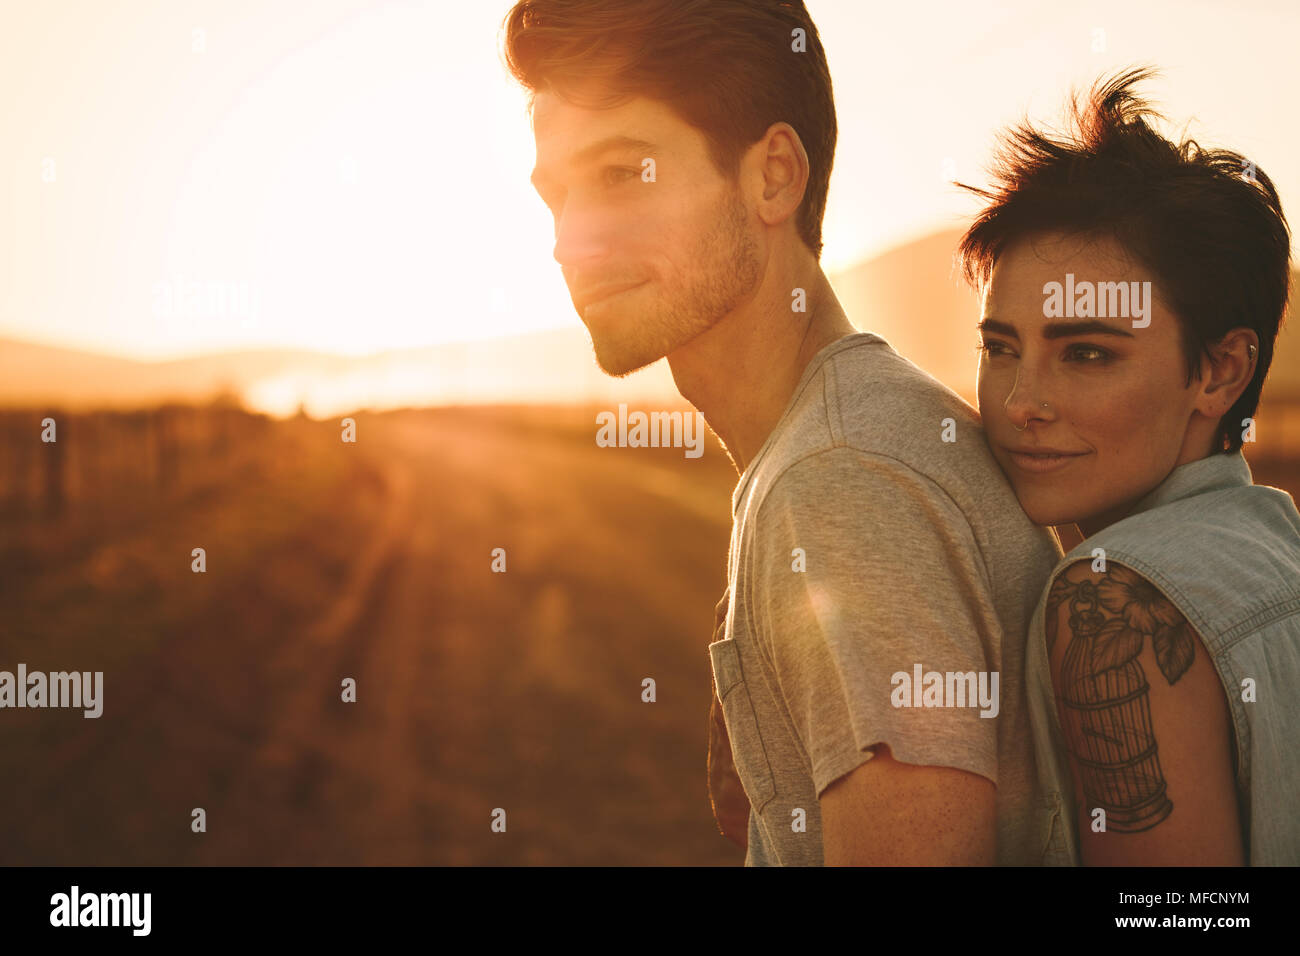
[1195,328,1260,418]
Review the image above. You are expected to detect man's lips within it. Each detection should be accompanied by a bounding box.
[575,280,647,311]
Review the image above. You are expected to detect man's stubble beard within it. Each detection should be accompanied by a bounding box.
[585,185,762,377]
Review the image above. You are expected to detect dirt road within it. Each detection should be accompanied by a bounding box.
[1,406,742,865]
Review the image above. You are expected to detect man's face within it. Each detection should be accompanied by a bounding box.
[530,91,761,376]
[976,232,1204,533]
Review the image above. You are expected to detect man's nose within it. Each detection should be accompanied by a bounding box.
[552,200,613,269]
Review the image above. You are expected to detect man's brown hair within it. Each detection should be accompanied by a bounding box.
[502,0,837,259]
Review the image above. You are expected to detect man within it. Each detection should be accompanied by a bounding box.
[503,0,1060,865]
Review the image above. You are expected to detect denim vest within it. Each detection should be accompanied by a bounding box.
[1026,449,1300,865]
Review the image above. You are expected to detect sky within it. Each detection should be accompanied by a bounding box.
[2,0,1298,361]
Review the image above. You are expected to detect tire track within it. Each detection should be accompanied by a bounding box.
[193,451,416,863]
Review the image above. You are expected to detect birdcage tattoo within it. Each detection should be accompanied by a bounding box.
[1059,628,1173,832]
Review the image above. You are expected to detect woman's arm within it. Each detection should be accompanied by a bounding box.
[1046,559,1244,865]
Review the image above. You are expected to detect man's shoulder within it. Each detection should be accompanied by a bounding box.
[753,334,1016,522]
[819,332,983,450]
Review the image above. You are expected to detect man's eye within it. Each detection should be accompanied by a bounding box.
[975,340,1011,357]
[602,166,638,185]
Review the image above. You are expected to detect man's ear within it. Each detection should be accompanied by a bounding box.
[1194,327,1259,419]
[747,121,809,231]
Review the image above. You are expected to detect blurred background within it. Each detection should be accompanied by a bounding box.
[2,0,1298,865]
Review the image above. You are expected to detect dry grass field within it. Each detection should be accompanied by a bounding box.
[0,404,741,865]
[2,401,1297,865]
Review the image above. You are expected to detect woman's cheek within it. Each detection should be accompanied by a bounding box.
[1073,371,1143,435]
[976,372,1012,418]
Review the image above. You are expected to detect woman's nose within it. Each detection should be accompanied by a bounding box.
[1003,368,1055,429]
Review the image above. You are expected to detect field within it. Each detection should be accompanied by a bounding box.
[0,404,741,865]
[2,402,1297,865]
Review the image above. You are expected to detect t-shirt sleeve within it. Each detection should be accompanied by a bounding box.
[747,446,1001,797]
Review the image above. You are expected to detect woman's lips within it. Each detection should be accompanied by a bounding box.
[1004,449,1090,473]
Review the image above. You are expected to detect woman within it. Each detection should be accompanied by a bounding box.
[959,68,1300,865]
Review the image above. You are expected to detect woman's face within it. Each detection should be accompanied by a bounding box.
[976,232,1211,537]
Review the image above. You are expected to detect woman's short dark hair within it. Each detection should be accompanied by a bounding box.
[501,0,837,260]
[957,67,1292,455]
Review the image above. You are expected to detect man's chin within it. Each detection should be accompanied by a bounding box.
[581,317,666,377]
[590,341,663,377]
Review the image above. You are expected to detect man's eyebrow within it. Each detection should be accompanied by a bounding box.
[531,136,658,188]
[977,318,1137,340]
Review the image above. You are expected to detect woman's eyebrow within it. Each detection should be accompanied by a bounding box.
[977,317,1136,340]
[1042,319,1136,339]
[977,318,1019,339]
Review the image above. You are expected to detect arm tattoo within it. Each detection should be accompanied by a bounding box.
[1051,563,1196,833]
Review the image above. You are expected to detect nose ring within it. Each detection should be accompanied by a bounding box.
[1012,402,1049,432]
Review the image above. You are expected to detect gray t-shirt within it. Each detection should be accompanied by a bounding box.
[708,331,1061,864]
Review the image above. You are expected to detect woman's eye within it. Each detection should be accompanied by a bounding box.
[975,341,1111,363]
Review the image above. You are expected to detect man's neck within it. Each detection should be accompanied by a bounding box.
[666,260,857,475]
